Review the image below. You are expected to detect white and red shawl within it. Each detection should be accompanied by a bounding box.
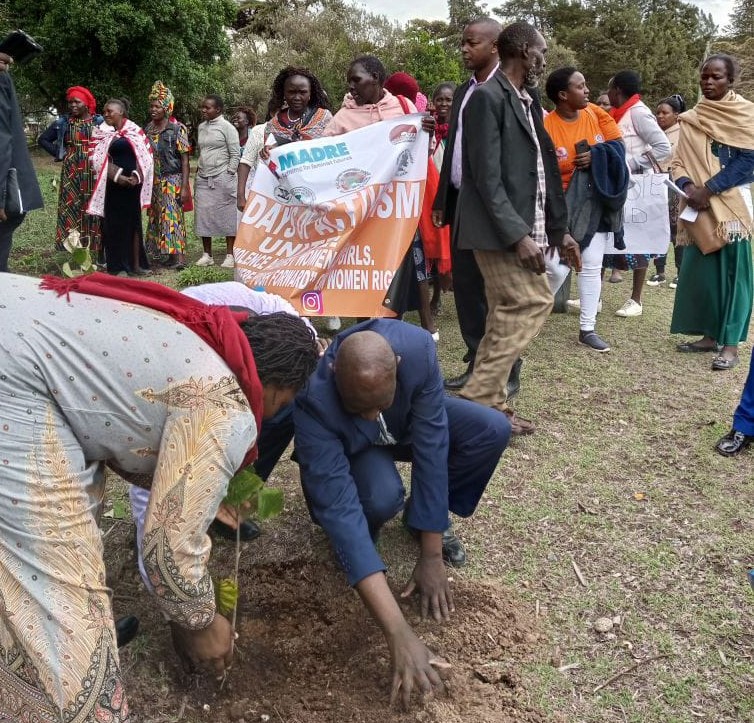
[87,119,154,217]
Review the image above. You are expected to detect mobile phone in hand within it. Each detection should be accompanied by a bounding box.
[575,139,590,155]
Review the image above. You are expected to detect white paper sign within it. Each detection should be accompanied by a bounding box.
[616,173,671,255]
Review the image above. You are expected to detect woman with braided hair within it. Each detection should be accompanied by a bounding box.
[144,80,191,268]
[237,66,332,213]
[0,272,319,721]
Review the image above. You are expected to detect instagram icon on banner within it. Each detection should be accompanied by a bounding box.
[301,290,324,315]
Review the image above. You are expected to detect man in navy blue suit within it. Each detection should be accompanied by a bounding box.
[294,318,510,706]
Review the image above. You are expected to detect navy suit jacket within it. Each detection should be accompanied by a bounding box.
[293,319,449,586]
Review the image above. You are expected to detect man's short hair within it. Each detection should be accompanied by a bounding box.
[498,21,542,59]
[610,71,641,97]
[465,16,502,33]
[205,94,224,111]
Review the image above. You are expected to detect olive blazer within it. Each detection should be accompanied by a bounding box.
[454,70,567,251]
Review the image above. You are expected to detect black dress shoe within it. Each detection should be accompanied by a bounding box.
[444,361,474,391]
[116,615,139,648]
[209,519,261,541]
[441,528,466,568]
[444,371,471,391]
[715,428,753,457]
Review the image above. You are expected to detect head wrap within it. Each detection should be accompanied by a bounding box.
[384,72,420,103]
[66,86,96,115]
[414,91,428,113]
[148,80,174,114]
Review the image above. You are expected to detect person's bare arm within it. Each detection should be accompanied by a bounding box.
[356,572,444,708]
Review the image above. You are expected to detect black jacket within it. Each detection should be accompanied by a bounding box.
[454,70,567,251]
[0,72,43,214]
[566,139,628,251]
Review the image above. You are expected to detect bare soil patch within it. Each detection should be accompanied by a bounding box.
[111,512,547,723]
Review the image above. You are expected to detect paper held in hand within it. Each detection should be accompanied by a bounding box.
[663,177,698,221]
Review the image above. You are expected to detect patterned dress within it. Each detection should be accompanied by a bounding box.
[145,122,190,258]
[55,118,102,251]
[0,274,255,722]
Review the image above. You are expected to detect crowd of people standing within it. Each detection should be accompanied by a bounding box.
[1,20,753,723]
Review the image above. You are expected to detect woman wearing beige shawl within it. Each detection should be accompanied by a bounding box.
[671,54,754,371]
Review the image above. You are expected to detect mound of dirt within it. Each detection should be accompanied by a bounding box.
[114,527,547,723]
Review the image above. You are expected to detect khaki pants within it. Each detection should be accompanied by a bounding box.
[461,249,553,410]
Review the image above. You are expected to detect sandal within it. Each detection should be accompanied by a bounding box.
[712,355,739,371]
[677,341,717,353]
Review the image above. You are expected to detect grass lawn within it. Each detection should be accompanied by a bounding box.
[9,152,754,722]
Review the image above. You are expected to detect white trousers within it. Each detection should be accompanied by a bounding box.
[545,252,570,296]
[577,232,611,331]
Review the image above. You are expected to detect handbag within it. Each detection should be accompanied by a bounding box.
[678,200,727,255]
[3,168,23,217]
[382,245,419,314]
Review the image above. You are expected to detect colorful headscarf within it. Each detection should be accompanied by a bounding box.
[148,80,174,114]
[414,92,428,113]
[66,86,96,115]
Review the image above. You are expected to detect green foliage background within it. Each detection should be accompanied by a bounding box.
[2,0,751,127]
[4,0,236,121]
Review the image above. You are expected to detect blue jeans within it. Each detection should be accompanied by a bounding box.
[733,360,754,436]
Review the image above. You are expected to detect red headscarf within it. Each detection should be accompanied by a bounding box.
[384,72,420,103]
[66,86,96,115]
[40,273,263,467]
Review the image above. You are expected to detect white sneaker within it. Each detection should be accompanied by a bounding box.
[220,254,235,269]
[566,299,602,313]
[325,316,342,331]
[615,299,642,317]
[195,253,214,267]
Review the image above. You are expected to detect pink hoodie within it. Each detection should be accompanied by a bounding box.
[322,89,417,136]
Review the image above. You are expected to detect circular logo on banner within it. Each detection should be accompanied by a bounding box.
[389,124,419,145]
[301,290,324,315]
[395,149,414,177]
[290,186,316,204]
[336,168,371,193]
[274,185,293,202]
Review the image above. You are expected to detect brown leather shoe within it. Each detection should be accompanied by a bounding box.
[504,409,536,435]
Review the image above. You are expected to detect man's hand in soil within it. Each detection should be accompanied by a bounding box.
[170,613,234,678]
[387,622,444,709]
[355,572,446,708]
[401,532,454,622]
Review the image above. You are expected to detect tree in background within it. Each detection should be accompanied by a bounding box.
[494,0,715,105]
[226,0,463,115]
[725,0,754,39]
[4,0,236,121]
[713,37,754,99]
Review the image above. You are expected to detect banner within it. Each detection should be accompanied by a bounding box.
[616,173,670,255]
[235,115,429,317]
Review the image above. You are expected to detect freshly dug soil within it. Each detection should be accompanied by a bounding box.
[111,520,548,722]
